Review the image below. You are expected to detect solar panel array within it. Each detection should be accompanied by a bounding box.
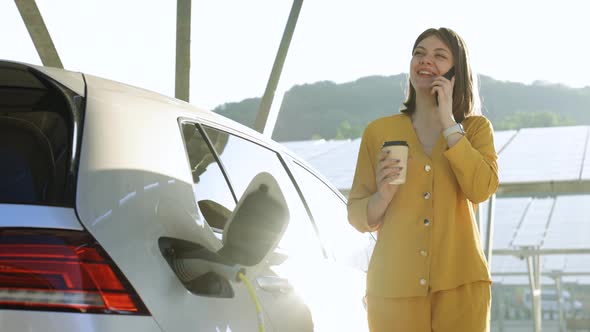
[492,129,517,153]
[584,134,590,179]
[284,126,590,189]
[498,126,588,183]
[283,125,590,285]
[285,138,361,190]
[484,195,590,284]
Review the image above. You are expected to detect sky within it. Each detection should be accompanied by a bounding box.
[1,0,589,111]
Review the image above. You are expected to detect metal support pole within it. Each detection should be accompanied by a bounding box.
[484,193,496,265]
[526,251,542,332]
[494,248,590,256]
[254,0,303,135]
[175,0,191,102]
[476,200,483,233]
[555,276,566,332]
[15,0,63,68]
[495,286,505,332]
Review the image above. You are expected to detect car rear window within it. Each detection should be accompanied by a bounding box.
[0,64,81,207]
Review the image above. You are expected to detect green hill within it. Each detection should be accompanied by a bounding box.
[213,74,590,141]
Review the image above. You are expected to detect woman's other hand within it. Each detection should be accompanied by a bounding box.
[366,150,404,231]
[375,149,402,201]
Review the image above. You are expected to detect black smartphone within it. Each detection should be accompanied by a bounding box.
[442,66,455,80]
[436,67,455,105]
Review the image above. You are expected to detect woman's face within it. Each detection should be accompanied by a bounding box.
[409,35,455,91]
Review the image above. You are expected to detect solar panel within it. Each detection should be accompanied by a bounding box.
[497,276,556,286]
[308,138,360,190]
[493,130,517,153]
[283,139,351,161]
[512,198,554,247]
[490,198,531,249]
[543,196,590,249]
[564,255,590,272]
[284,138,360,190]
[563,276,590,285]
[498,126,587,183]
[542,255,566,271]
[501,255,529,273]
[583,130,590,179]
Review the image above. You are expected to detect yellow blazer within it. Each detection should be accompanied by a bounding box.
[348,113,498,298]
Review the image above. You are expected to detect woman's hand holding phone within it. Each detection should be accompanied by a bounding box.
[433,67,456,126]
[434,67,454,105]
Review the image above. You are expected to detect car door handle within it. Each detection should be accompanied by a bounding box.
[256,276,293,294]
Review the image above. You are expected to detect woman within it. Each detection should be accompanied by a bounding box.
[347,27,498,331]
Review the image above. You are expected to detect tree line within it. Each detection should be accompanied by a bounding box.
[213,74,590,141]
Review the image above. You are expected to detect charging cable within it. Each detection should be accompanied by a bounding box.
[239,272,265,332]
[172,257,265,332]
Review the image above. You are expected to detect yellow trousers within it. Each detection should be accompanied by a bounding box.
[367,281,491,332]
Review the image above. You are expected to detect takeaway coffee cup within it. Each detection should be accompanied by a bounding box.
[381,140,409,185]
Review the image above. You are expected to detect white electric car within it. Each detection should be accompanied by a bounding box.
[0,60,375,331]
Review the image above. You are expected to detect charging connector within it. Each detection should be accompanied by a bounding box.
[172,257,265,332]
[172,258,244,282]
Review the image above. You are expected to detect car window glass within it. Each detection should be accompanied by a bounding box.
[0,112,71,206]
[290,162,375,271]
[180,123,236,232]
[202,126,323,258]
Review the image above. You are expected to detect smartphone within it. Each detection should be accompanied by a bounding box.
[436,66,455,105]
[442,67,455,80]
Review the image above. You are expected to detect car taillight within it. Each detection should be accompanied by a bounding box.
[0,228,149,315]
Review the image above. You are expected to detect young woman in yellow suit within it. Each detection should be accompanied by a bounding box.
[348,27,499,332]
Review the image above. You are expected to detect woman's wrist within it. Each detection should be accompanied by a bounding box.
[441,118,457,130]
[367,191,391,228]
[373,190,394,205]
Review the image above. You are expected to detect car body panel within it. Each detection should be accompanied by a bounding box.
[75,74,273,331]
[0,310,162,331]
[27,63,85,96]
[257,255,369,331]
[0,205,83,230]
